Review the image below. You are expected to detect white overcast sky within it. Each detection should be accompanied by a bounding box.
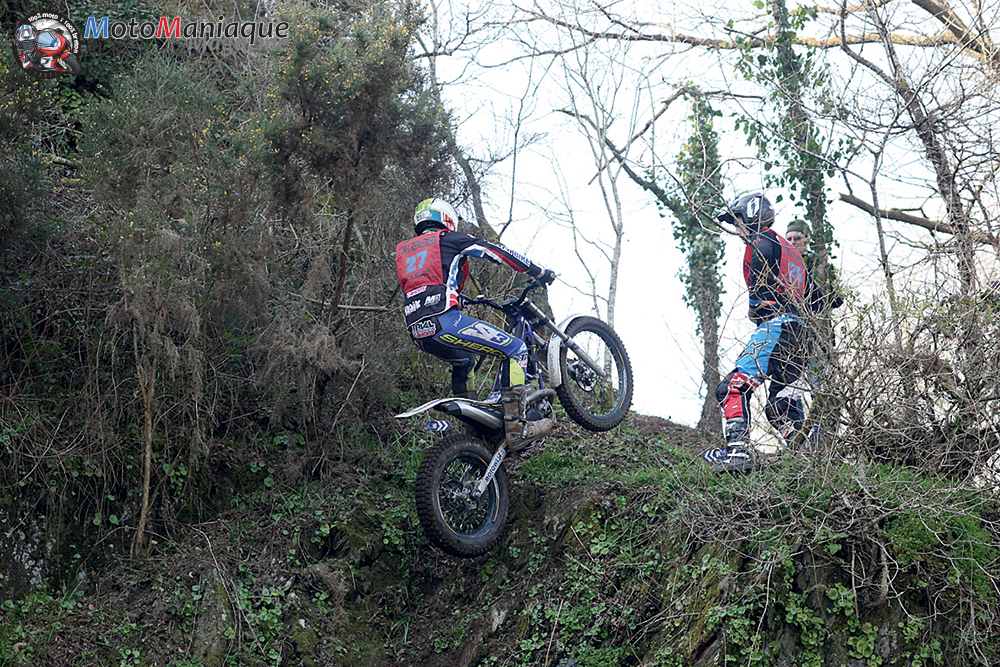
[427,0,985,428]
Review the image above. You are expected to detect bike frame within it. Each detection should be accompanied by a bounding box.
[485,304,543,396]
[470,281,607,398]
[464,280,604,500]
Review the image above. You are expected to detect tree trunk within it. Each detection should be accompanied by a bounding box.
[696,274,722,436]
[132,336,157,558]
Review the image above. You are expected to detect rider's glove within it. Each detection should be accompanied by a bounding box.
[538,268,557,286]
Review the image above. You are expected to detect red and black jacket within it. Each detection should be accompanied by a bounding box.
[395,230,543,327]
[743,229,823,324]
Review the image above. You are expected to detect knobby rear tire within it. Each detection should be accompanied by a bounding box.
[414,433,510,558]
[555,316,633,431]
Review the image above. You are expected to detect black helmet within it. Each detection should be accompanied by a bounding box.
[717,193,775,231]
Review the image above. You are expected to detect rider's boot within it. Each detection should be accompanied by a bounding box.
[709,417,755,474]
[451,363,477,400]
[777,418,816,456]
[501,385,555,452]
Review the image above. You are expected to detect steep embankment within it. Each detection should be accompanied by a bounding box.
[1,413,996,666]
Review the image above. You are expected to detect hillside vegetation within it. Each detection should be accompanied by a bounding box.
[3,408,999,666]
[2,1,1000,665]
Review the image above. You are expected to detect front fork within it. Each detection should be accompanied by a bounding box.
[521,299,607,379]
[472,444,506,501]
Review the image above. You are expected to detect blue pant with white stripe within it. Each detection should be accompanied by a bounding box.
[716,314,807,441]
[412,308,528,395]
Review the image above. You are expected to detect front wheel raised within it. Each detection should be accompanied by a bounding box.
[414,434,510,558]
[555,316,633,431]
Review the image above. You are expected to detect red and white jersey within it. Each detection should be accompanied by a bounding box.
[396,230,542,325]
[742,229,809,324]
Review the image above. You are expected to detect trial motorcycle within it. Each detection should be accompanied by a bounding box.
[396,278,633,557]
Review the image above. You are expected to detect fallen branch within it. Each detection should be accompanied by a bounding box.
[51,155,80,168]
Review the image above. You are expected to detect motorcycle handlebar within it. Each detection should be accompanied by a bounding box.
[461,278,542,312]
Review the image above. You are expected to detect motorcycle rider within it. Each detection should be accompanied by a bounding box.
[15,24,43,69]
[395,198,557,448]
[708,193,826,473]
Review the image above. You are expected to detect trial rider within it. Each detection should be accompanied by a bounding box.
[709,193,828,473]
[395,198,557,449]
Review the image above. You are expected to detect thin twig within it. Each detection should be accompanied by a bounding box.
[286,292,393,312]
[544,599,564,667]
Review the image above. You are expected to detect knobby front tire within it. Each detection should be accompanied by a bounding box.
[555,316,633,431]
[414,434,510,558]
[62,53,81,74]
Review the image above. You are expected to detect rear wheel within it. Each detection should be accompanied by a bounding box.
[555,317,633,431]
[414,434,510,557]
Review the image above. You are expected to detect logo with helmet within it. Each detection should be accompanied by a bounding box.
[11,11,82,79]
[413,198,460,234]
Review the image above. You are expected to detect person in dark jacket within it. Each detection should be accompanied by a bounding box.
[704,193,827,473]
[396,198,556,447]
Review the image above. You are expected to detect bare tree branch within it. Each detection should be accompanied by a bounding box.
[518,7,984,56]
[838,193,999,247]
[910,0,999,63]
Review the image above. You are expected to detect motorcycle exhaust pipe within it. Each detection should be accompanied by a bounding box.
[437,388,555,431]
[524,388,556,406]
[437,401,505,430]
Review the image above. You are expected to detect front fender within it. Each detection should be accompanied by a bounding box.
[546,313,589,388]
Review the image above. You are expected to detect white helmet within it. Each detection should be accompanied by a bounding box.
[413,198,460,234]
